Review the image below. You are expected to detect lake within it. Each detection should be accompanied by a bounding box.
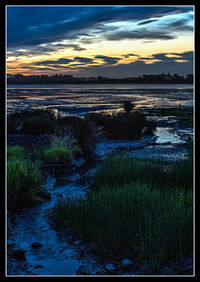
[7,83,193,115]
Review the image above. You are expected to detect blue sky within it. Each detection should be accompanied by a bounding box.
[7,6,194,77]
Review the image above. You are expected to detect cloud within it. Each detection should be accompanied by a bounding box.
[64,50,193,78]
[142,40,155,44]
[7,6,193,48]
[122,53,139,58]
[138,51,193,63]
[104,29,176,41]
[7,45,57,57]
[164,19,193,32]
[74,56,94,64]
[137,19,158,25]
[94,55,120,64]
[73,56,193,78]
[23,66,56,71]
[151,51,193,62]
[34,58,72,66]
[50,43,86,51]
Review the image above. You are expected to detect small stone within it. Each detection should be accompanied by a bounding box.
[32,242,43,249]
[105,263,116,273]
[121,258,134,271]
[12,248,26,260]
[76,264,90,275]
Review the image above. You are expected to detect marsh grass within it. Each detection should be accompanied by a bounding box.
[92,153,193,191]
[7,145,27,161]
[52,183,192,271]
[51,145,193,272]
[7,146,45,210]
[42,146,74,164]
[41,131,82,164]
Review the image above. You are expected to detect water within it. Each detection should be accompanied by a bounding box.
[7,83,193,115]
[7,172,101,276]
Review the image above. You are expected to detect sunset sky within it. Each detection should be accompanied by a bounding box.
[7,5,194,78]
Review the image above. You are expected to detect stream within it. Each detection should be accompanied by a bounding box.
[7,171,103,275]
[6,120,193,276]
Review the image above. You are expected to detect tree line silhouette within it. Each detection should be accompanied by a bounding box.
[7,72,193,84]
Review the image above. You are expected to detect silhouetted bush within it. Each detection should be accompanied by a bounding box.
[86,111,156,139]
[8,109,103,158]
[52,115,103,159]
[123,101,135,113]
[7,108,56,134]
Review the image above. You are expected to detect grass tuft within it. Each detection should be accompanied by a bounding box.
[42,146,74,164]
[7,146,45,210]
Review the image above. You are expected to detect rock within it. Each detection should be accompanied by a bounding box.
[121,258,134,271]
[94,269,106,275]
[12,248,26,260]
[105,263,116,274]
[76,264,90,275]
[31,242,43,249]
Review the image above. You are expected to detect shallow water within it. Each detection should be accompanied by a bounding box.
[7,173,101,276]
[7,84,193,115]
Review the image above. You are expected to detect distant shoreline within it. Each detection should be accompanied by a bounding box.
[7,81,193,85]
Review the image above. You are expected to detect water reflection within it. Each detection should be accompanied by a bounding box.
[7,84,193,115]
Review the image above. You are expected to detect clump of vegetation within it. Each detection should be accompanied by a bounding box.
[123,100,135,113]
[7,108,102,159]
[7,108,57,134]
[52,183,192,272]
[92,153,193,191]
[7,145,48,211]
[7,145,26,161]
[86,111,156,140]
[42,146,74,164]
[53,115,103,158]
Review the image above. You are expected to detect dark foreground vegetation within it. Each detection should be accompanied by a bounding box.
[86,111,156,139]
[7,106,155,211]
[7,105,193,274]
[51,144,193,273]
[8,106,155,152]
[7,146,49,210]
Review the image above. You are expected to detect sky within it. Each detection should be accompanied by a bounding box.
[6,5,194,78]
